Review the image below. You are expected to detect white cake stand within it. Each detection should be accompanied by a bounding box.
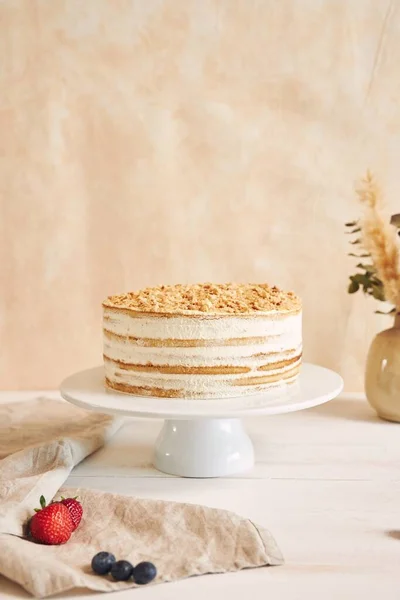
[60,363,343,478]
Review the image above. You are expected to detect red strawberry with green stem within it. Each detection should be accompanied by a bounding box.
[60,496,83,531]
[30,496,73,545]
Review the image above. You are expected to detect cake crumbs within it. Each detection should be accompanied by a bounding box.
[103,283,301,315]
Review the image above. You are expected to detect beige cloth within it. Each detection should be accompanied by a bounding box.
[0,398,283,597]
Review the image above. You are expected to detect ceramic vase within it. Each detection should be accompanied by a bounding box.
[365,312,400,422]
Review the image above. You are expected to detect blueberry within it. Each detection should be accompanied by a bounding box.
[133,561,157,585]
[91,552,116,575]
[110,560,134,581]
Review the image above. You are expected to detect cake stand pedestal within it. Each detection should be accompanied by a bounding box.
[154,418,254,477]
[60,363,343,478]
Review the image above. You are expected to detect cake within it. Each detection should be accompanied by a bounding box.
[103,283,302,399]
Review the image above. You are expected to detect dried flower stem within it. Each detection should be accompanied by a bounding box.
[356,171,400,306]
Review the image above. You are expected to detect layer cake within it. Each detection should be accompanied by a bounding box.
[103,283,302,399]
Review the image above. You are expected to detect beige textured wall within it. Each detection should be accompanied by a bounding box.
[1,0,399,390]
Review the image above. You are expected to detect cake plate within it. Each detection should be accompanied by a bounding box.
[60,363,343,478]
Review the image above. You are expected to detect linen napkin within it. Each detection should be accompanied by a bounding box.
[0,397,283,597]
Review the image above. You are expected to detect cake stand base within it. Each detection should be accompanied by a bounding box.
[154,418,254,478]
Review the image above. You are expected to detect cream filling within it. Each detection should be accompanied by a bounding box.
[103,309,302,340]
[104,338,302,367]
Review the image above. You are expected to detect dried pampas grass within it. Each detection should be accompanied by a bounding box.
[356,171,400,306]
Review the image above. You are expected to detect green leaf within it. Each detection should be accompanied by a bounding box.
[356,263,376,272]
[348,253,371,258]
[370,277,384,285]
[345,227,362,234]
[348,280,360,293]
[375,308,396,315]
[39,495,46,509]
[34,508,41,513]
[351,274,370,285]
[370,284,386,302]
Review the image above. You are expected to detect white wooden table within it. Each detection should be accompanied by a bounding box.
[1,392,399,599]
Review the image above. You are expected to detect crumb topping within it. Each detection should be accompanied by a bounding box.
[103,283,301,315]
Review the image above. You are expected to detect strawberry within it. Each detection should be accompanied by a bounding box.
[30,496,73,545]
[60,496,83,531]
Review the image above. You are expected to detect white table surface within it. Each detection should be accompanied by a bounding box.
[1,391,399,599]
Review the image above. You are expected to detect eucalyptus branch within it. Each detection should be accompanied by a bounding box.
[345,220,391,307]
